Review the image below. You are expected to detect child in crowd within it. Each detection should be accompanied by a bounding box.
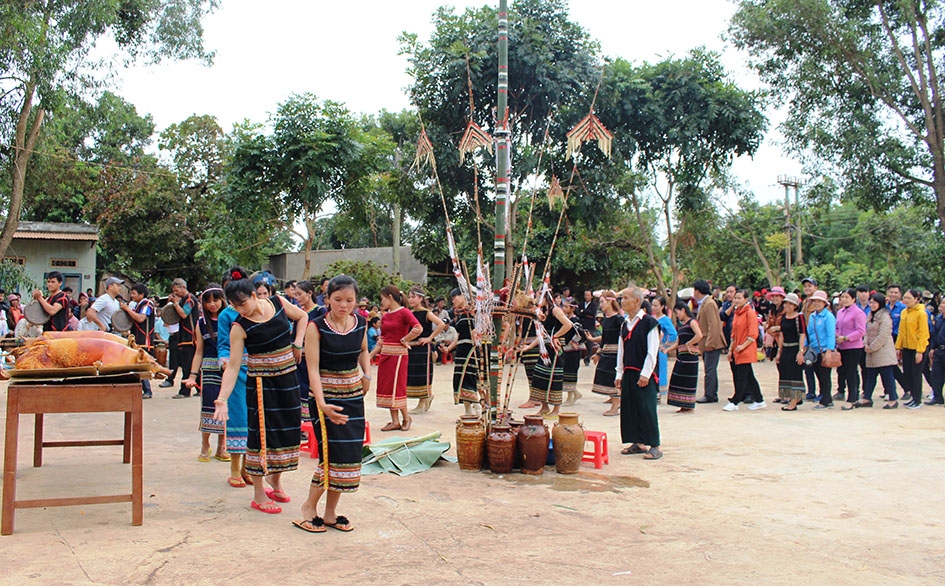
[185,285,228,462]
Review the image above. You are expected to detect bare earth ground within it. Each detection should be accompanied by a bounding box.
[1,358,944,586]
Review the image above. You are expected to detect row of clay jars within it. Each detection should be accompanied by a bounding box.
[457,413,585,475]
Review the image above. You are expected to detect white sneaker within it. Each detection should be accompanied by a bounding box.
[748,401,767,410]
[722,402,739,412]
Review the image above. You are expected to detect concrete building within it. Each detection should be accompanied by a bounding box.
[267,245,427,284]
[4,221,98,297]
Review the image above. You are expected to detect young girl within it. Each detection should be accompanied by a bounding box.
[405,286,447,414]
[184,285,228,462]
[294,275,371,533]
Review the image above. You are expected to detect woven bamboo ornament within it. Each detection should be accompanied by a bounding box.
[458,121,493,164]
[547,175,565,210]
[411,128,435,170]
[566,113,614,160]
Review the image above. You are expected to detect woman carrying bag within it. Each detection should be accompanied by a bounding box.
[805,291,838,410]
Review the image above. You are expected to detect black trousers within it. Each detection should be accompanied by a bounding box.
[730,362,763,404]
[812,355,833,405]
[838,348,864,402]
[901,348,928,403]
[177,343,195,396]
[166,332,180,381]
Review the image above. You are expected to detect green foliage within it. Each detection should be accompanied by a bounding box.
[0,260,39,293]
[730,0,945,227]
[323,260,417,303]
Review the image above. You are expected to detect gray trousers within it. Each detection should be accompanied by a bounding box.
[702,348,722,400]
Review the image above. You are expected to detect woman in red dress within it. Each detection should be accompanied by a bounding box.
[370,285,422,431]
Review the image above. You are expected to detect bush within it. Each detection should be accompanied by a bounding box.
[321,259,419,304]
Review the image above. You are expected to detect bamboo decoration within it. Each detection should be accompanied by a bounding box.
[411,128,435,171]
[458,121,493,164]
[317,407,329,490]
[547,175,565,209]
[566,112,614,160]
[256,378,267,475]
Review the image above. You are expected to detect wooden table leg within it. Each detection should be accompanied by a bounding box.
[32,413,43,468]
[2,389,20,535]
[123,411,131,464]
[131,393,143,526]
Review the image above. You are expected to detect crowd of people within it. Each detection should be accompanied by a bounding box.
[16,266,945,530]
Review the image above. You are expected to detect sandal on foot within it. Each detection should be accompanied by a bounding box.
[214,454,231,462]
[324,515,354,532]
[643,447,663,460]
[381,422,402,432]
[265,488,291,503]
[292,516,326,533]
[197,452,211,463]
[251,500,282,514]
[621,444,645,455]
[227,476,246,488]
[602,409,620,417]
[781,405,798,411]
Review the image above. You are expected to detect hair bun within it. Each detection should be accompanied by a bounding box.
[231,270,243,280]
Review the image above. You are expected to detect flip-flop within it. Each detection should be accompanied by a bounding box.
[620,444,645,455]
[265,488,291,503]
[251,500,282,514]
[227,476,246,488]
[292,517,326,533]
[197,453,211,462]
[241,473,254,486]
[324,515,354,532]
[214,454,231,462]
[643,447,663,460]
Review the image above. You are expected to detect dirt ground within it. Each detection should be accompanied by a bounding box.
[1,358,944,586]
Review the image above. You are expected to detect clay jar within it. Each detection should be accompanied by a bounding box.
[456,416,486,471]
[518,415,550,475]
[552,412,585,474]
[486,423,516,474]
[508,419,524,469]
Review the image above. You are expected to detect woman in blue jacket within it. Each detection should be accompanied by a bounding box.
[805,290,837,409]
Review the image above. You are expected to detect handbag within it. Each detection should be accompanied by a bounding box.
[803,346,818,366]
[822,349,842,368]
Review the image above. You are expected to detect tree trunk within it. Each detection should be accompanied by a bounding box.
[302,214,315,281]
[0,88,45,258]
[629,190,667,297]
[750,232,779,287]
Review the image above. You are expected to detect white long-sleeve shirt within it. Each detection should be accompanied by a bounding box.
[615,309,660,382]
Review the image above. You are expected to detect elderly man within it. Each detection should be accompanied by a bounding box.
[167,278,198,399]
[615,286,662,460]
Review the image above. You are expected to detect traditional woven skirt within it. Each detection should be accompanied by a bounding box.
[778,344,806,401]
[310,368,365,492]
[225,355,248,454]
[199,358,225,434]
[406,344,434,400]
[297,354,313,422]
[591,345,619,396]
[620,369,660,447]
[667,350,699,409]
[530,352,564,405]
[562,349,581,393]
[376,343,409,409]
[453,342,479,404]
[245,348,301,476]
[520,339,539,386]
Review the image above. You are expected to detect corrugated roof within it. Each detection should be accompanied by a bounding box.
[12,221,99,241]
[13,231,99,241]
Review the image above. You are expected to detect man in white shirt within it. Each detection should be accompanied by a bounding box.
[614,286,662,460]
[81,277,123,331]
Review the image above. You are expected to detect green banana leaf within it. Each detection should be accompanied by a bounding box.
[361,431,456,476]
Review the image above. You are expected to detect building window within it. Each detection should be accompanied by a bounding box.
[3,257,25,265]
[50,258,78,268]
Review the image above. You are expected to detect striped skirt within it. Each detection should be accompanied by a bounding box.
[530,352,564,405]
[406,344,434,399]
[199,358,225,434]
[376,344,409,409]
[226,355,248,454]
[778,345,806,401]
[592,345,619,396]
[667,351,700,409]
[562,349,581,393]
[520,339,540,386]
[310,368,365,492]
[244,348,301,476]
[453,342,479,404]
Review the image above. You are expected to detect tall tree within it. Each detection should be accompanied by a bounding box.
[730,0,945,228]
[0,0,216,256]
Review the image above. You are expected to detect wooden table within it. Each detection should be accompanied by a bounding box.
[2,379,143,535]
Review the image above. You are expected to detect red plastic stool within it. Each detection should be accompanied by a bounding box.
[303,420,372,460]
[441,351,454,364]
[582,430,609,469]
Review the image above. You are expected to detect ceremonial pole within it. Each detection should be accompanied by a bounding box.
[489,0,511,417]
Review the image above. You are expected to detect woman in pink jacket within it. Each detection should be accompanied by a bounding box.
[836,288,867,410]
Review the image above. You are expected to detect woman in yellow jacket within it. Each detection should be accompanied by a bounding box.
[896,289,930,409]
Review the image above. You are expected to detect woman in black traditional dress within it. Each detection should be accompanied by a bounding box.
[405,286,446,414]
[561,298,586,406]
[442,288,481,417]
[591,291,623,416]
[213,268,309,515]
[666,301,703,412]
[293,275,371,534]
[520,291,573,418]
[776,293,807,411]
[294,280,325,423]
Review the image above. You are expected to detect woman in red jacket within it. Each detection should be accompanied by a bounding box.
[724,289,766,411]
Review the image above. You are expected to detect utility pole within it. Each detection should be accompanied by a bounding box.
[777,175,805,274]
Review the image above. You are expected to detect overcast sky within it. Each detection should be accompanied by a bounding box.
[116,0,802,203]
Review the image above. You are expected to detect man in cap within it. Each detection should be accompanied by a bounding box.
[84,277,124,331]
[167,278,198,399]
